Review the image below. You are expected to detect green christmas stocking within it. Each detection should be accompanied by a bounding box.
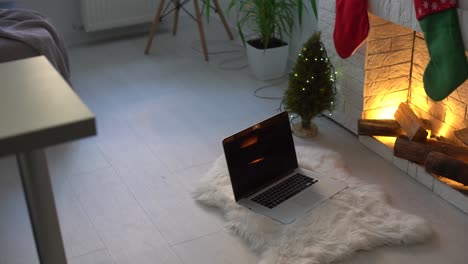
[415,0,468,101]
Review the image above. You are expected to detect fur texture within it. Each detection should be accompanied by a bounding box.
[192,146,433,264]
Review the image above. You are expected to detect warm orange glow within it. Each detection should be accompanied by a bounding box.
[431,122,453,139]
[439,114,458,138]
[437,176,468,190]
[240,136,258,148]
[373,136,397,147]
[249,158,264,165]
[376,106,400,119]
[425,129,432,139]
[363,105,400,119]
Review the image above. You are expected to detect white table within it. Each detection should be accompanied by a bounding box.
[0,56,96,264]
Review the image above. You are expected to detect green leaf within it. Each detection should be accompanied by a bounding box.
[310,0,317,19]
[237,22,246,46]
[297,0,303,25]
[226,0,314,47]
[206,0,211,22]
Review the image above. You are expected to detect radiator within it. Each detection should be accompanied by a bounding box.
[80,0,159,32]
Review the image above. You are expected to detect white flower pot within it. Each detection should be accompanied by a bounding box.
[246,41,289,81]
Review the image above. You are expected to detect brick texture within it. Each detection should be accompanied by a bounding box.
[410,33,468,143]
[319,0,467,144]
[316,0,468,216]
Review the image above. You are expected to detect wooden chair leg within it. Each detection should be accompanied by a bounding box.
[212,0,234,40]
[173,0,181,35]
[145,0,166,55]
[193,0,209,61]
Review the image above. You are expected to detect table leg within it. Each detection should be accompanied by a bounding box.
[16,149,67,264]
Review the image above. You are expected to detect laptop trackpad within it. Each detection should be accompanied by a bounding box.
[291,188,326,207]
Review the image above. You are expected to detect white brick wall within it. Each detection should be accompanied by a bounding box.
[368,0,468,43]
[410,33,468,144]
[319,0,468,135]
[320,1,468,215]
[317,0,366,133]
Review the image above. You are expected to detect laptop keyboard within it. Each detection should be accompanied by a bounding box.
[251,173,318,209]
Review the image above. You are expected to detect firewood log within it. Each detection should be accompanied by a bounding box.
[394,136,468,164]
[425,152,468,185]
[358,119,403,136]
[394,103,428,142]
[358,119,431,137]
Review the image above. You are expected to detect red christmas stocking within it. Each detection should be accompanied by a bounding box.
[415,0,468,101]
[333,0,369,58]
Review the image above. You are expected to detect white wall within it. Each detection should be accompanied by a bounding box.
[14,0,317,53]
[16,0,151,46]
[14,0,467,52]
[17,0,85,45]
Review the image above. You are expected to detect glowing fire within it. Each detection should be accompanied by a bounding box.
[362,15,464,141]
[359,12,468,194]
[364,106,400,120]
[373,136,397,147]
[437,124,451,139]
[437,176,468,192]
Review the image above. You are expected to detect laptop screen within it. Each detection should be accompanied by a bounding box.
[222,112,299,201]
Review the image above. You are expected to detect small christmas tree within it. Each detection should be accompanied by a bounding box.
[284,32,336,133]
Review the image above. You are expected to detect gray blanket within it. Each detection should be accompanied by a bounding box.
[0,8,70,81]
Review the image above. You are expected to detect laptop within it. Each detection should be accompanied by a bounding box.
[222,112,347,224]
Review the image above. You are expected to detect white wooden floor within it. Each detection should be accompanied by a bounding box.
[1,15,468,264]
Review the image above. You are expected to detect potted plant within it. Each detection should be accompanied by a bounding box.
[227,0,317,80]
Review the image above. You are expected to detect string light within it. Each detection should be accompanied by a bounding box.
[285,35,338,123]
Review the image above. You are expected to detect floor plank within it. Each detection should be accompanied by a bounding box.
[172,231,258,264]
[69,249,115,264]
[67,167,182,264]
[0,157,39,264]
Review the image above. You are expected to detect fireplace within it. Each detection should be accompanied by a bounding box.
[362,14,468,144]
[317,0,468,213]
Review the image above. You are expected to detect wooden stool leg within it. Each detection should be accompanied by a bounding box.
[213,0,234,40]
[173,0,181,35]
[193,0,209,61]
[145,0,166,55]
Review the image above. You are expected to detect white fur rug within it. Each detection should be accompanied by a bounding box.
[192,146,433,264]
